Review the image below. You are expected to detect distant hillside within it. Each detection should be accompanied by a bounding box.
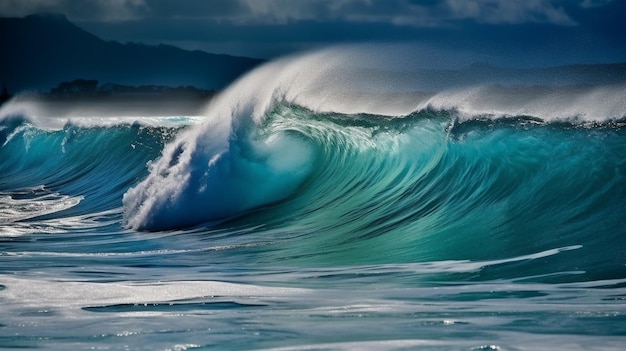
[0,14,265,93]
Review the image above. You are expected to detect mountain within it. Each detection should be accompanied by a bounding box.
[0,14,265,93]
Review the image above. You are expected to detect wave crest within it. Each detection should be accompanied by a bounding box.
[122,47,626,231]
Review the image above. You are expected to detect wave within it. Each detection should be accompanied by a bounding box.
[0,99,205,130]
[3,47,625,277]
[123,48,626,230]
[0,117,185,227]
[116,49,626,280]
[120,101,626,279]
[3,47,626,351]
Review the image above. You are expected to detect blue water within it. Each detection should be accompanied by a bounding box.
[2,51,626,350]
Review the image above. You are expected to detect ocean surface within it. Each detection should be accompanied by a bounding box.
[2,49,626,350]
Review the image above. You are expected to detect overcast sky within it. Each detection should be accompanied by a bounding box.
[1,0,625,66]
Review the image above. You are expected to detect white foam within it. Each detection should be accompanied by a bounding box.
[419,84,626,122]
[0,277,309,312]
[0,188,83,225]
[0,98,205,130]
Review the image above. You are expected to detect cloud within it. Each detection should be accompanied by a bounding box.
[0,0,147,21]
[234,0,578,27]
[143,0,245,21]
[579,0,613,8]
[445,0,576,25]
[4,0,619,63]
[0,0,577,26]
[221,0,577,27]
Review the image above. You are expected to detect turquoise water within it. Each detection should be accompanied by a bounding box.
[2,51,626,350]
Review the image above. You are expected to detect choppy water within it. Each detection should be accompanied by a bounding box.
[2,49,626,350]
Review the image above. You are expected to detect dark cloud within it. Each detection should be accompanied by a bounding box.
[0,0,147,21]
[142,0,577,26]
[0,0,581,25]
[144,0,245,20]
[0,0,623,64]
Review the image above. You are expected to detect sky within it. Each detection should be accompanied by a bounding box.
[1,0,625,66]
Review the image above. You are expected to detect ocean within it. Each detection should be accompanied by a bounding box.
[1,49,626,350]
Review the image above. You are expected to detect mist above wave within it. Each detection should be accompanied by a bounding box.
[190,44,626,122]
